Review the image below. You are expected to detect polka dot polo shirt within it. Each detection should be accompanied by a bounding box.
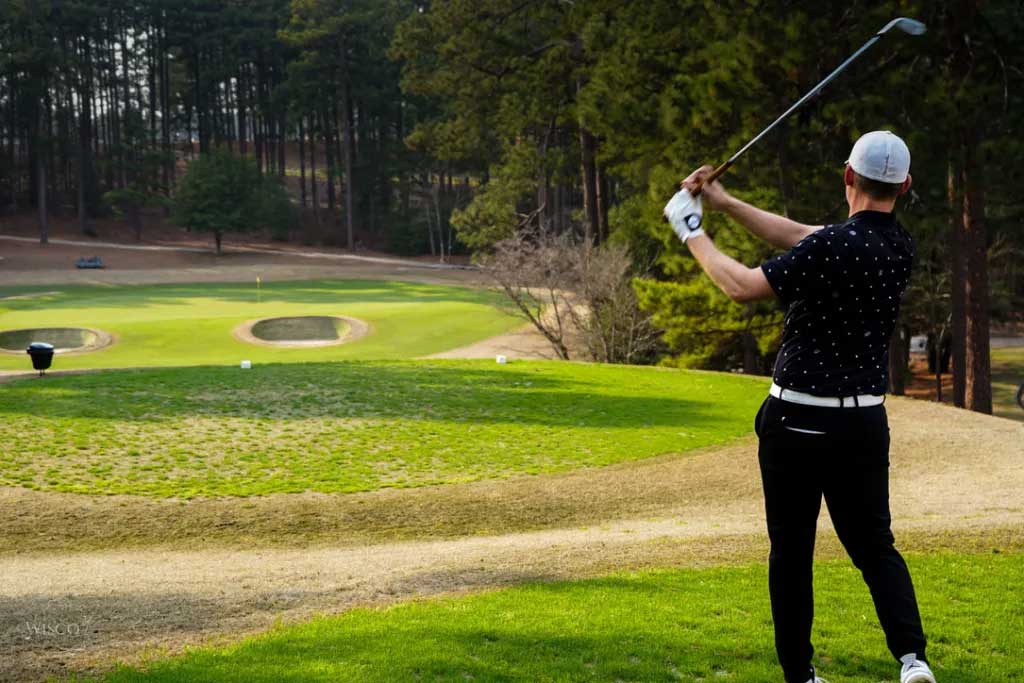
[760,209,915,397]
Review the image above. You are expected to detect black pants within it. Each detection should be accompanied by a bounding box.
[754,396,927,683]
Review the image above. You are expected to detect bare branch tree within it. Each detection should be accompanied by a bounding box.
[479,219,663,364]
[568,243,664,364]
[479,222,575,359]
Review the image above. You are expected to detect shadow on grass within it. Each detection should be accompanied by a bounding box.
[0,361,758,431]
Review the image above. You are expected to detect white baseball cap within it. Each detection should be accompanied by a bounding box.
[847,130,910,183]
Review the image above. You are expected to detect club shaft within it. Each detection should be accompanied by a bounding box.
[727,35,882,164]
[690,17,924,197]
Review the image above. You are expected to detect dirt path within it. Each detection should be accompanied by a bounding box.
[426,321,559,360]
[0,235,480,287]
[0,234,475,270]
[1,398,1021,682]
[427,300,580,360]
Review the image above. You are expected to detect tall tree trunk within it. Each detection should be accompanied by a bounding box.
[888,323,908,396]
[278,111,286,179]
[37,150,48,244]
[148,26,157,147]
[78,37,98,232]
[322,109,336,212]
[121,22,133,189]
[298,117,307,208]
[578,122,599,245]
[945,0,990,412]
[194,48,208,156]
[160,22,172,204]
[45,88,58,214]
[253,70,262,166]
[342,73,356,249]
[309,119,319,225]
[6,81,18,211]
[398,102,409,219]
[236,67,248,156]
[596,157,609,241]
[948,157,967,407]
[960,126,991,414]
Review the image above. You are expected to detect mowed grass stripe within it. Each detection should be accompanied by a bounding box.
[89,552,1024,683]
[0,279,520,369]
[0,361,768,497]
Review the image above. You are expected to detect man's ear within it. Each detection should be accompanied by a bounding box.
[899,173,913,196]
[844,164,856,187]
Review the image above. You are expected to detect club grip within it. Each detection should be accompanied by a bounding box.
[691,160,733,198]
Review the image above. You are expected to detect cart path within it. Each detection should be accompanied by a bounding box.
[425,321,559,359]
[0,234,474,270]
[1,398,1022,682]
[0,235,482,287]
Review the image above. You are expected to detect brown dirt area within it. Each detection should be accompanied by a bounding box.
[0,233,480,288]
[1,398,1022,682]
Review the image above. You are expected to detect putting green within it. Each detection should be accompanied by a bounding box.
[0,280,519,370]
[0,360,768,497]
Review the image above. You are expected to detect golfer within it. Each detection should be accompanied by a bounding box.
[672,131,935,683]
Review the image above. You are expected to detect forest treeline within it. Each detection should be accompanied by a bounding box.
[1,0,1021,412]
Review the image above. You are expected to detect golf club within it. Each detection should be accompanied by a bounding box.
[690,16,926,197]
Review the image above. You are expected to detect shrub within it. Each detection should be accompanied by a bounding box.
[174,150,296,253]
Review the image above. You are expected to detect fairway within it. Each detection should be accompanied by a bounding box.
[91,552,1023,683]
[0,279,519,370]
[0,360,768,497]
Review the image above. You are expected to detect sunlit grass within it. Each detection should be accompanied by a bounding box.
[0,360,768,497]
[0,279,519,369]
[88,551,1023,683]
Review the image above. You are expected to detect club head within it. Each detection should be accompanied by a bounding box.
[878,17,927,37]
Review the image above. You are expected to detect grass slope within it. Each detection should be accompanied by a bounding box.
[0,279,519,370]
[92,552,1024,683]
[0,360,768,497]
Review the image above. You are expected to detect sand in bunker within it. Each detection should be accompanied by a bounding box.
[1,398,1022,682]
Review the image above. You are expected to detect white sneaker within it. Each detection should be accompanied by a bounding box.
[803,677,828,683]
[900,654,936,683]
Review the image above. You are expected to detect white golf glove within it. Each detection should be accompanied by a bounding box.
[663,188,704,243]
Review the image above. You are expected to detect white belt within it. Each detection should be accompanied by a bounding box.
[770,382,884,408]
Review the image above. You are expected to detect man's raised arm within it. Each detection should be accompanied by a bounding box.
[682,165,820,250]
[684,233,775,303]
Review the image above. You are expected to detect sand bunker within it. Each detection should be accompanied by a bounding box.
[233,316,370,348]
[0,327,113,354]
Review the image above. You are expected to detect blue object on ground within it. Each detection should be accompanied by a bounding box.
[75,256,105,269]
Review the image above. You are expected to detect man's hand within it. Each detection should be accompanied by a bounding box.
[681,165,732,212]
[663,189,704,243]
